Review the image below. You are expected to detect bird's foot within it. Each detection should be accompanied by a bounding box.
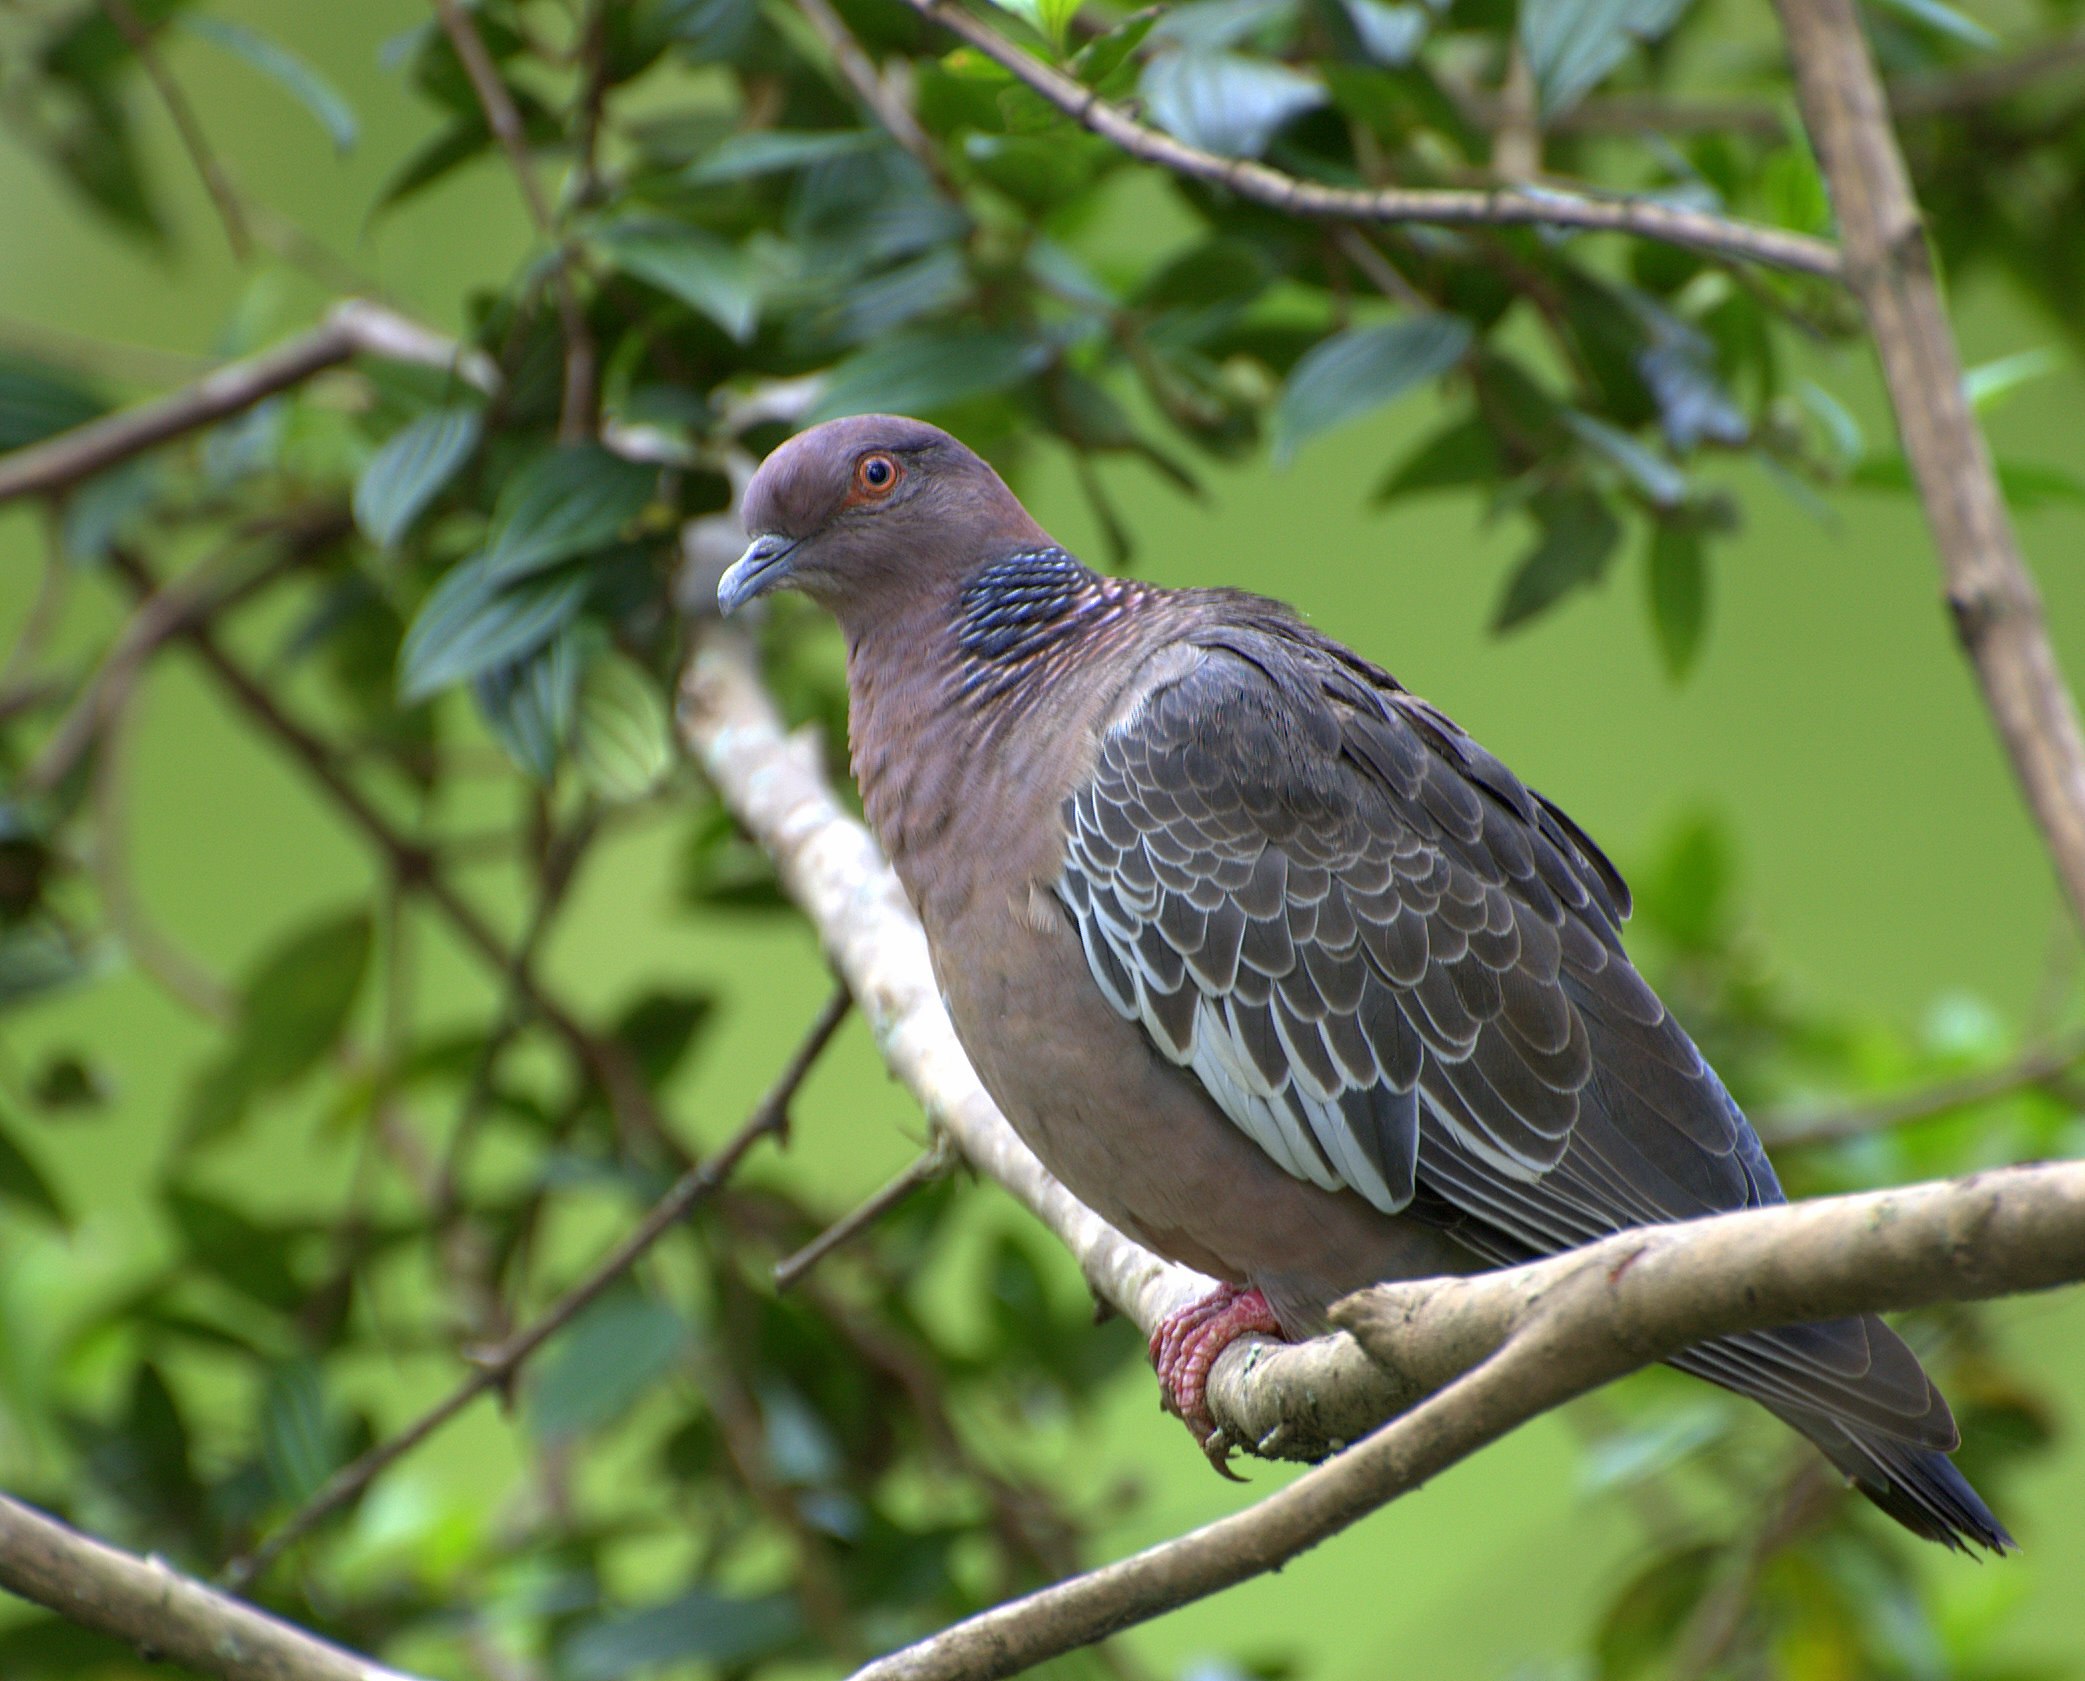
[1149,1284,1284,1476]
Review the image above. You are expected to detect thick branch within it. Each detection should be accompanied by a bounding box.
[0,1494,423,1681]
[853,1160,2085,1681]
[1775,0,2085,935]
[0,302,495,505]
[900,0,1841,278]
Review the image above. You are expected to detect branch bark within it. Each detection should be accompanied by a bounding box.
[899,0,1842,278]
[849,1161,2085,1681]
[0,301,495,506]
[1774,0,2085,937]
[0,1494,424,1681]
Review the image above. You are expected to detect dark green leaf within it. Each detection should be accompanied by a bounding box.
[613,991,717,1087]
[473,627,585,780]
[1272,314,1472,462]
[0,1107,69,1226]
[0,925,113,1009]
[0,354,106,451]
[353,404,482,549]
[1493,488,1623,632]
[1140,50,1326,157]
[1871,0,1996,47]
[1595,1543,1720,1678]
[1522,0,1694,119]
[484,447,658,583]
[593,221,762,342]
[179,17,359,154]
[1565,411,1688,507]
[529,1290,689,1441]
[571,654,673,803]
[261,1360,340,1503]
[399,560,589,702]
[182,911,373,1145]
[1372,415,1501,503]
[162,1189,307,1311]
[683,129,882,183]
[809,326,1052,422]
[560,1587,804,1680]
[1646,522,1707,678]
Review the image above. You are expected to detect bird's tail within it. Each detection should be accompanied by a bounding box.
[1671,1313,2013,1553]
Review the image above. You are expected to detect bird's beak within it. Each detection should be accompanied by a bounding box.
[717,533,800,615]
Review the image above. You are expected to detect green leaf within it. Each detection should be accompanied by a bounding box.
[483,446,658,584]
[162,1189,306,1311]
[683,129,882,183]
[473,627,586,780]
[1372,415,1501,503]
[1595,1544,1720,1678]
[1870,0,1996,47]
[0,1108,69,1226]
[261,1360,341,1503]
[353,404,481,549]
[560,1588,804,1681]
[1646,522,1707,679]
[183,912,373,1145]
[982,0,1084,50]
[1522,0,1695,118]
[1852,454,2085,511]
[1140,51,1326,157]
[1272,314,1472,462]
[1964,346,2064,415]
[178,17,359,154]
[398,557,589,703]
[571,654,673,803]
[530,1290,689,1441]
[1565,411,1687,507]
[593,221,762,342]
[810,326,1052,422]
[0,354,106,451]
[0,925,114,1009]
[1493,488,1622,632]
[1344,0,1429,65]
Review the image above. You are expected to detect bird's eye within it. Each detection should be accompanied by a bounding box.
[854,453,902,499]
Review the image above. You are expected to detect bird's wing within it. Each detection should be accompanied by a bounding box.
[1058,626,1951,1443]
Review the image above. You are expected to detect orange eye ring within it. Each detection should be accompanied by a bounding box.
[851,452,903,502]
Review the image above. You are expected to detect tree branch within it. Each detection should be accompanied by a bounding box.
[222,984,850,1591]
[898,0,1843,278]
[0,301,495,505]
[1774,0,2085,936]
[0,1493,424,1681]
[428,0,596,440]
[849,1160,2085,1681]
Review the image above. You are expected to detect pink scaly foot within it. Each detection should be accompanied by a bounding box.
[1149,1284,1286,1474]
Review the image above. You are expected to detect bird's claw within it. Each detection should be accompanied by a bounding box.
[1149,1283,1284,1475]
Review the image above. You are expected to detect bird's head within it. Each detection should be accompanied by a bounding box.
[717,414,1047,621]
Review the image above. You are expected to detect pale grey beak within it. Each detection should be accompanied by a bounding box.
[717,534,800,615]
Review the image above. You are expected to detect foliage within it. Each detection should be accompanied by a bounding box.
[0,0,2080,1675]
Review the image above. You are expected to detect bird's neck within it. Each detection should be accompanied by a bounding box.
[842,546,1157,921]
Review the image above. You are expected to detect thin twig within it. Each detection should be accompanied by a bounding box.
[1760,1024,2085,1147]
[899,0,1842,278]
[774,1137,958,1291]
[0,1493,424,1681]
[98,0,251,259]
[0,301,495,505]
[100,547,678,1161]
[1774,0,2085,937]
[848,1160,2085,1681]
[221,984,851,1591]
[792,0,961,197]
[429,0,596,439]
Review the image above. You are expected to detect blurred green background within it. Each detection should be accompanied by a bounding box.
[3,1,2084,1676]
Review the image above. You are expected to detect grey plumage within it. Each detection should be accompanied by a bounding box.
[720,413,2010,1554]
